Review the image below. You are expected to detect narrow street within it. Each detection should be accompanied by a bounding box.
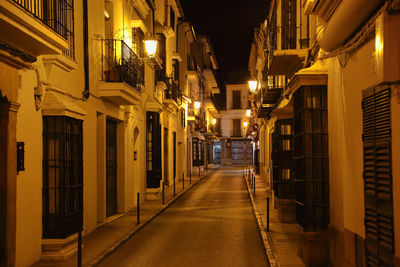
[98,167,268,267]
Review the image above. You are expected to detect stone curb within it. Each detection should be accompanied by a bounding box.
[90,169,217,266]
[243,172,279,267]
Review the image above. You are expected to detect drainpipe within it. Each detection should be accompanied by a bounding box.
[316,0,384,52]
[83,0,89,99]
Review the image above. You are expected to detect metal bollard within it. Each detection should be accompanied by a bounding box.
[267,197,270,232]
[182,173,185,190]
[137,192,140,224]
[173,176,176,197]
[162,181,165,205]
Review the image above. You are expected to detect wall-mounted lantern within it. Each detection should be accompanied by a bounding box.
[144,38,158,58]
[248,80,258,92]
[17,142,25,172]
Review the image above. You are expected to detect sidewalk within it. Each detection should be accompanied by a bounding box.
[244,169,305,267]
[33,167,217,267]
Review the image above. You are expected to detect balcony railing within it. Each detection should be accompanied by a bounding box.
[12,0,75,58]
[101,39,144,93]
[231,129,242,137]
[163,77,181,104]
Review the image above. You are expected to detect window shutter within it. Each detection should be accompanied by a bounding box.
[362,86,394,266]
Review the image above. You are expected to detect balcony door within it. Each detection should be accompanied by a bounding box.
[106,119,117,217]
[232,119,241,136]
[232,91,241,109]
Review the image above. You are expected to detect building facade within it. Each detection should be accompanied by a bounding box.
[0,0,220,266]
[249,0,400,266]
[219,79,253,166]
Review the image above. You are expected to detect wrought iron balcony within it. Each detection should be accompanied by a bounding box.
[7,0,74,57]
[163,77,181,103]
[230,129,243,137]
[101,39,144,93]
[12,0,73,39]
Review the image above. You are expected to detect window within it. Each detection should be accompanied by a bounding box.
[192,138,198,166]
[42,116,83,239]
[132,27,144,58]
[192,138,204,166]
[294,86,329,232]
[181,109,185,128]
[232,119,241,136]
[362,86,393,266]
[146,112,162,188]
[281,0,297,49]
[173,59,179,81]
[232,91,241,109]
[169,6,175,31]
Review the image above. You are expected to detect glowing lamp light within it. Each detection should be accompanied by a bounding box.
[104,10,110,20]
[246,109,251,117]
[144,39,158,57]
[243,121,248,127]
[194,101,201,110]
[248,80,258,92]
[212,118,217,125]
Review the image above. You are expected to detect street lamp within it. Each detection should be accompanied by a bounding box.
[243,121,248,127]
[194,101,201,110]
[246,109,251,117]
[212,118,216,125]
[144,38,158,58]
[248,80,258,92]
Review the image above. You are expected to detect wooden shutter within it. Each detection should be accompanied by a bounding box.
[362,86,393,266]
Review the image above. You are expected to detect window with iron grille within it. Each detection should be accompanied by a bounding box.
[192,138,199,166]
[42,116,83,239]
[362,85,393,266]
[272,119,295,199]
[294,85,329,232]
[132,27,144,58]
[181,109,185,128]
[281,0,297,50]
[146,112,162,188]
[199,140,204,166]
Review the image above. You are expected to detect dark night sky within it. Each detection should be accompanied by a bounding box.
[180,0,270,84]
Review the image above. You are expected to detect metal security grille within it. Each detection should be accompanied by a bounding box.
[146,112,161,188]
[42,116,83,239]
[281,0,297,49]
[294,85,329,232]
[106,119,117,217]
[362,86,393,267]
[12,0,75,58]
[272,119,295,199]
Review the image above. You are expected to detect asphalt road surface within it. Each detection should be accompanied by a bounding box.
[98,167,268,267]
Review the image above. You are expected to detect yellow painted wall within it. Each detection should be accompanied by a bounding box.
[15,69,43,267]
